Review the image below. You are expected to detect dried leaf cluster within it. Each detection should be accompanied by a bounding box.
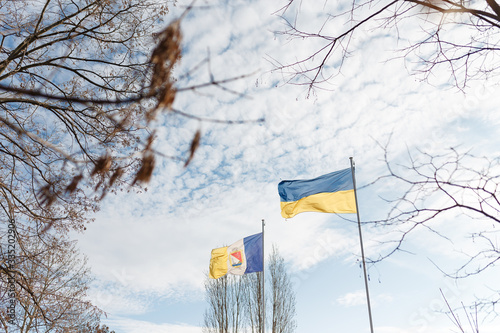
[151,21,182,111]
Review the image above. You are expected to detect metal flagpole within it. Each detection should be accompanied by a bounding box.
[261,219,265,333]
[349,157,375,333]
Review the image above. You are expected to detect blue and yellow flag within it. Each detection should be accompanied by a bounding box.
[278,168,357,218]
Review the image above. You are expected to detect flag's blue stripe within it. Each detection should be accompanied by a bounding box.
[243,233,263,274]
[278,168,353,202]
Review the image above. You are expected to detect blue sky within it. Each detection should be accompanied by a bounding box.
[74,0,500,332]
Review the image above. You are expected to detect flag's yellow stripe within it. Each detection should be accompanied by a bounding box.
[209,246,228,279]
[280,189,356,218]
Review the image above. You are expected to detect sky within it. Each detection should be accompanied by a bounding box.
[74,0,500,332]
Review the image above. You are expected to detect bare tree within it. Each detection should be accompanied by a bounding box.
[204,274,247,333]
[441,289,480,333]
[245,272,264,333]
[268,246,296,333]
[203,274,228,333]
[272,0,500,94]
[0,233,105,332]
[0,0,171,233]
[369,145,500,314]
[203,249,296,333]
[204,272,266,333]
[0,0,260,235]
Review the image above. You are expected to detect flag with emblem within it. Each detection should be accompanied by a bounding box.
[209,232,263,279]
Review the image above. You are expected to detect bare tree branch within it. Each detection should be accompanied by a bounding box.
[273,0,500,93]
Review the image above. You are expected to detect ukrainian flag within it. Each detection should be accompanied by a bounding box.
[209,233,263,279]
[278,168,357,218]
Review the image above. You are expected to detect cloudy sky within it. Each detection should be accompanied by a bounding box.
[74,0,500,332]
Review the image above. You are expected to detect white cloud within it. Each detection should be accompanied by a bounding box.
[88,286,151,316]
[335,289,394,309]
[336,290,394,308]
[105,317,202,333]
[337,290,367,307]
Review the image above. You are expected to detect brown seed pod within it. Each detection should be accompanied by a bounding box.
[184,129,201,167]
[91,155,112,176]
[132,153,156,185]
[65,174,84,194]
